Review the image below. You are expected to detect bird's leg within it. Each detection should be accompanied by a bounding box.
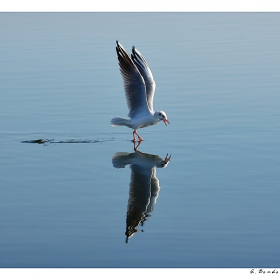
[132,131,137,142]
[134,130,143,142]
[132,130,143,142]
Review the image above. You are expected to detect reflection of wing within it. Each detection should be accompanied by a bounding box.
[125,164,157,241]
[112,150,170,243]
[147,168,160,213]
[112,152,133,169]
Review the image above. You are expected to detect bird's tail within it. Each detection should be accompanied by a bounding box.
[110,116,131,127]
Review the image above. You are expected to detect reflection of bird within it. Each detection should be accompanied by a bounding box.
[111,41,170,142]
[112,150,171,243]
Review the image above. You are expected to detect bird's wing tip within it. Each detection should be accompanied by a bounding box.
[116,40,122,49]
[132,45,138,54]
[116,41,122,54]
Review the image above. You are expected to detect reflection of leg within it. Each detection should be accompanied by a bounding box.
[134,140,142,151]
[164,154,171,163]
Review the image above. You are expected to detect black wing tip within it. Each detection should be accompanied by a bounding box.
[131,46,140,61]
[116,41,125,53]
[132,46,139,57]
[116,41,122,54]
[117,42,137,56]
[116,41,122,51]
[131,46,137,59]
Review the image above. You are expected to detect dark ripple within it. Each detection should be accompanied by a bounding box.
[21,138,114,144]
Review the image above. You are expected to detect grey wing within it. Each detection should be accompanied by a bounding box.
[116,41,151,118]
[131,46,156,113]
[147,167,160,213]
[112,152,133,169]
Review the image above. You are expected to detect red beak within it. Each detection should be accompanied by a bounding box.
[163,118,170,126]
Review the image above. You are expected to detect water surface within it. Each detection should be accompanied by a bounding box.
[0,13,280,267]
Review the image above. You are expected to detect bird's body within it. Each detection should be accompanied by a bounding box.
[111,113,161,130]
[111,41,169,142]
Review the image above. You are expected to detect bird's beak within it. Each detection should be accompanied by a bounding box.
[163,118,170,126]
[164,153,171,163]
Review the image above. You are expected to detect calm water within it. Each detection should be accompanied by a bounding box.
[0,13,280,268]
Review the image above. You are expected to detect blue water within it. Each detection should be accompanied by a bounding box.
[0,13,280,268]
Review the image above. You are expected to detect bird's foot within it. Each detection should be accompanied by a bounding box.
[133,130,143,142]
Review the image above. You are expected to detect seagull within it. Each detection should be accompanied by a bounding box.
[111,41,170,142]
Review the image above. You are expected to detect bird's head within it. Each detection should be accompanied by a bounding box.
[156,153,171,168]
[157,111,170,126]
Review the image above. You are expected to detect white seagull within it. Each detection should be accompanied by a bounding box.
[111,41,169,142]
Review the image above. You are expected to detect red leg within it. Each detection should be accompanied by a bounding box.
[135,130,143,142]
[132,131,137,142]
[134,140,141,151]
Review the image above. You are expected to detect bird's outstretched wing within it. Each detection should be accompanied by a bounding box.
[131,46,156,113]
[116,41,152,118]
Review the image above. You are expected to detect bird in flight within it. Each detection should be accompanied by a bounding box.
[111,41,169,142]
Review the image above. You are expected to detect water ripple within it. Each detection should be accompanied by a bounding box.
[21,138,114,144]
